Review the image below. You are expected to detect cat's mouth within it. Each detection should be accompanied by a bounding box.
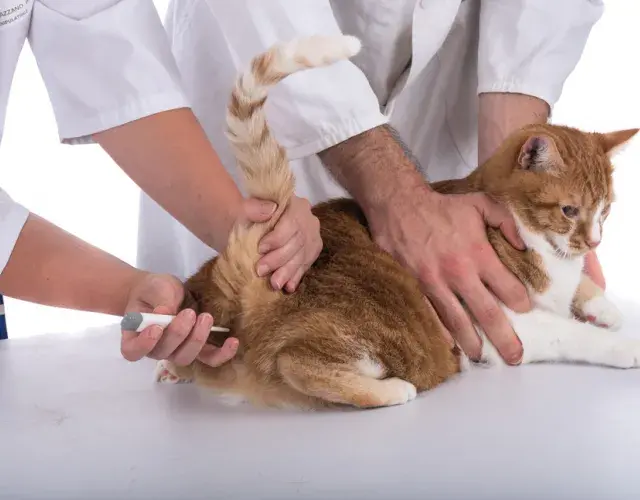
[567,246,591,257]
[545,233,586,259]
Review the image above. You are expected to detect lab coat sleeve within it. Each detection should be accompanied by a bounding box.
[477,0,604,108]
[0,189,29,275]
[186,0,387,160]
[27,0,191,144]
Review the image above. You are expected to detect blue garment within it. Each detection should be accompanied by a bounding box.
[0,295,7,340]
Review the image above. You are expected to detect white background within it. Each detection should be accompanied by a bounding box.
[0,0,638,338]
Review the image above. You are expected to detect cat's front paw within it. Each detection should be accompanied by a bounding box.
[581,296,623,331]
[602,338,640,369]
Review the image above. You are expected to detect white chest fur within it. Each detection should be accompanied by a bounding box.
[532,246,583,316]
[516,221,584,317]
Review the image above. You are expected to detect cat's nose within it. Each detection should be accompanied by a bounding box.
[586,238,601,249]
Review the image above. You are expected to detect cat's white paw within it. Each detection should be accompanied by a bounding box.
[582,296,623,331]
[381,378,417,406]
[154,360,192,384]
[601,339,640,369]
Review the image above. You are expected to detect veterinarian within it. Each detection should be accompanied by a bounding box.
[0,1,321,365]
[140,0,606,365]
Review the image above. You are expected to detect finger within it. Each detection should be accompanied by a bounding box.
[422,282,481,360]
[121,325,163,362]
[270,249,305,290]
[168,313,213,366]
[424,297,456,348]
[281,223,322,292]
[284,265,306,293]
[256,231,303,277]
[146,308,197,360]
[308,226,323,262]
[481,258,531,313]
[584,251,606,289]
[153,305,174,316]
[457,278,522,365]
[473,195,525,250]
[242,198,277,223]
[258,212,297,254]
[120,304,169,361]
[197,338,240,368]
[440,329,456,349]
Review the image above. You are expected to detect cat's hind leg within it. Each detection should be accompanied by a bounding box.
[277,349,417,409]
[154,360,195,384]
[155,358,255,406]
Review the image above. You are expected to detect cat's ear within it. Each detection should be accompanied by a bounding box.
[517,135,562,173]
[599,128,639,157]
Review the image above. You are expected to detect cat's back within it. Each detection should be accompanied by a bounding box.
[296,198,420,311]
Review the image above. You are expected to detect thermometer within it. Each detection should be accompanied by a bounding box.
[120,312,230,333]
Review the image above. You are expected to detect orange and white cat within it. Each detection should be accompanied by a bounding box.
[155,35,639,409]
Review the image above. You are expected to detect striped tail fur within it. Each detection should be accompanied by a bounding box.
[214,35,362,297]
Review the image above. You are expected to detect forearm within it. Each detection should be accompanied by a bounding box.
[319,93,550,216]
[94,108,244,252]
[318,125,430,219]
[478,92,549,165]
[0,214,141,315]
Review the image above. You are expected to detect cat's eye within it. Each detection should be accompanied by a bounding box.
[561,205,579,218]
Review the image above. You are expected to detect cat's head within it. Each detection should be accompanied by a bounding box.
[482,124,638,257]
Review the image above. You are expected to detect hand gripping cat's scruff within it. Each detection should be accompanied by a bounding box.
[154,35,639,410]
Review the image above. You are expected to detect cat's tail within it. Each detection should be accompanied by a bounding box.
[225,34,361,204]
[215,35,361,296]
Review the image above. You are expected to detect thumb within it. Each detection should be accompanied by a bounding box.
[473,195,525,250]
[242,198,277,223]
[153,305,176,316]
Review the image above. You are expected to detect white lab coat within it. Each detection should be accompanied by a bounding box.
[137,0,604,281]
[0,0,189,273]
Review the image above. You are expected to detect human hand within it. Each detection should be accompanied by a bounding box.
[121,272,238,367]
[584,250,605,289]
[243,196,322,292]
[370,188,532,364]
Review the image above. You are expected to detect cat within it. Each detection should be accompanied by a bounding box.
[154,34,640,410]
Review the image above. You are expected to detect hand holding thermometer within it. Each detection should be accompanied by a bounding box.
[120,312,230,333]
